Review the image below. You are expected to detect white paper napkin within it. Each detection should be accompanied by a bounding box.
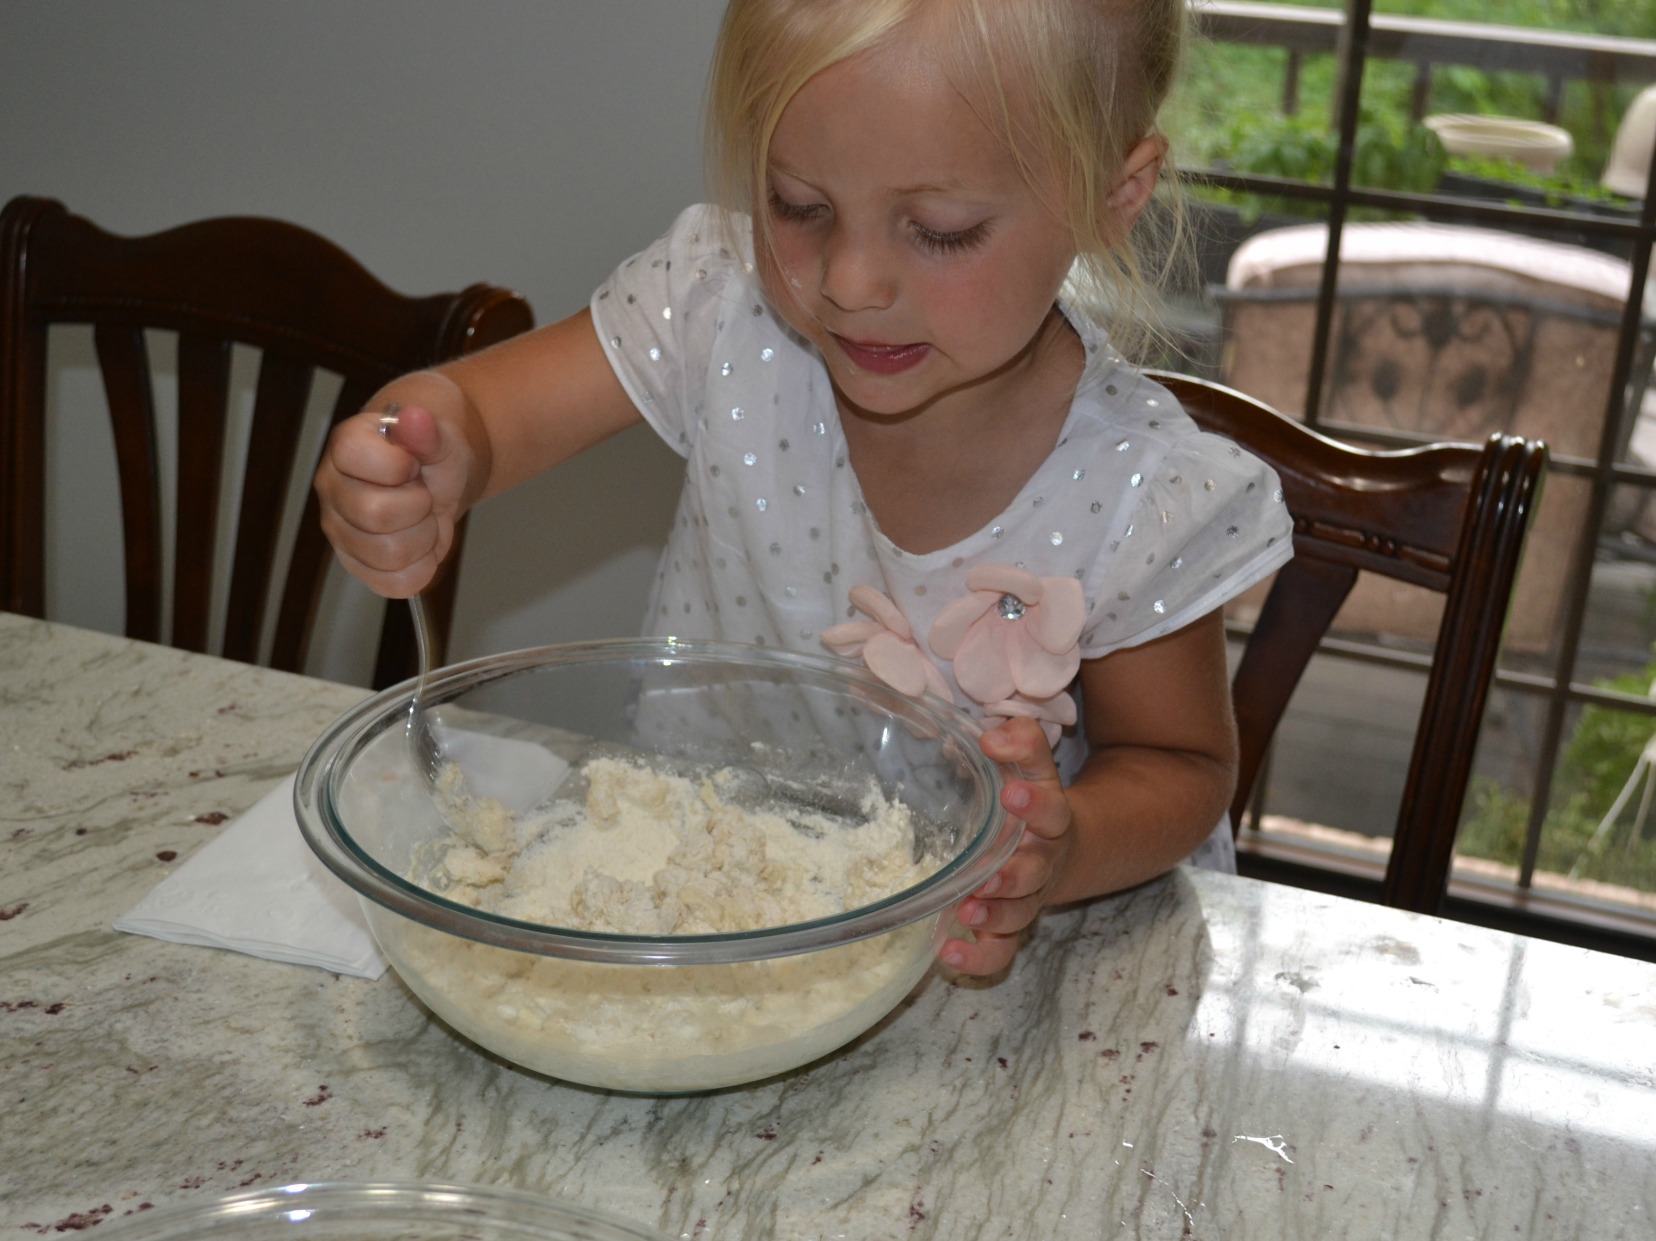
[115,772,388,979]
[114,731,573,980]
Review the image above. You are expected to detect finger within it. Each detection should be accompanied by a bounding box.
[322,468,437,538]
[318,487,447,598]
[324,513,444,575]
[1002,777,1070,842]
[978,716,1062,787]
[955,890,1042,938]
[326,413,424,488]
[940,929,1022,977]
[377,402,445,465]
[970,847,1052,903]
[328,537,444,601]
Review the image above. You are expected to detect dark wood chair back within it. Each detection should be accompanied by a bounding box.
[1,196,533,688]
[1147,370,1547,914]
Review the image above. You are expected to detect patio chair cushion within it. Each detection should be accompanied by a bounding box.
[1216,221,1652,654]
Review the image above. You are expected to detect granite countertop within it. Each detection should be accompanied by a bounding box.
[3,612,1654,1240]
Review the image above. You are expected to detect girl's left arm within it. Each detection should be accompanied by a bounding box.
[944,608,1237,976]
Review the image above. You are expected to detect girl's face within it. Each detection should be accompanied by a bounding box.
[757,36,1079,421]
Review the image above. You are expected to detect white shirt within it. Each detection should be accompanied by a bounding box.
[592,204,1294,870]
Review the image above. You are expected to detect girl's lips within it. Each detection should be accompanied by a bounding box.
[832,334,931,375]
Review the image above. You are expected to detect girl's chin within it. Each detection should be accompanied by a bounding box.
[828,372,941,421]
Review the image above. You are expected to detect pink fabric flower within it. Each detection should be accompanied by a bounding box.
[821,584,952,700]
[928,564,1085,705]
[982,692,1079,749]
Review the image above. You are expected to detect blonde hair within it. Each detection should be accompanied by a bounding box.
[705,0,1191,361]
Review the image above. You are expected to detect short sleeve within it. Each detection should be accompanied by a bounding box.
[1079,427,1293,657]
[590,204,750,458]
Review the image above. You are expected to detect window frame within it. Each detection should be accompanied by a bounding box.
[1185,0,1656,960]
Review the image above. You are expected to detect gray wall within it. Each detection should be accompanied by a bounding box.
[2,0,724,683]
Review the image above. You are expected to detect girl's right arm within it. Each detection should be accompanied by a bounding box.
[315,306,642,599]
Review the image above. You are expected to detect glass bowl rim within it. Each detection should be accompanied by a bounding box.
[294,637,1017,965]
[91,1180,669,1241]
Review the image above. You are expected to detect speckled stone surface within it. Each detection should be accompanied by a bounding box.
[3,612,1654,1240]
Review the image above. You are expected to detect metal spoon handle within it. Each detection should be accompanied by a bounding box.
[409,590,433,684]
[407,593,444,787]
[376,403,444,789]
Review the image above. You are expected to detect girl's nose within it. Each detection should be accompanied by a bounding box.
[818,226,895,313]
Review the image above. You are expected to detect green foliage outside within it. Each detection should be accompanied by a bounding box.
[1166,0,1653,205]
[1458,664,1656,893]
[1166,1,1656,897]
[1200,106,1448,220]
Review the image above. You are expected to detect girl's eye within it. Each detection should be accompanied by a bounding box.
[912,220,991,256]
[767,192,826,224]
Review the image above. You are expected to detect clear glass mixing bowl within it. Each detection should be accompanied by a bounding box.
[294,638,1015,1092]
[92,1181,667,1241]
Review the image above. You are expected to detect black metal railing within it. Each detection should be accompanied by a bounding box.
[1187,0,1656,955]
[1194,1,1656,122]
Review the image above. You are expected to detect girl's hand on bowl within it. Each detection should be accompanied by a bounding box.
[942,716,1071,977]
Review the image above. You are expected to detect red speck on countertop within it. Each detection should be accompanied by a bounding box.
[68,752,136,769]
[194,812,229,825]
[0,902,30,920]
[27,1204,114,1232]
[155,851,178,862]
[2,999,67,1014]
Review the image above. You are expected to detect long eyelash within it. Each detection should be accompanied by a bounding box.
[912,220,991,256]
[767,191,824,223]
[768,192,989,255]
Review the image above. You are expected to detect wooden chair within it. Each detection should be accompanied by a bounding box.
[1147,370,1548,915]
[0,195,533,688]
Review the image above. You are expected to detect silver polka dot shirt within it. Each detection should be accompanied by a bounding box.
[592,205,1293,809]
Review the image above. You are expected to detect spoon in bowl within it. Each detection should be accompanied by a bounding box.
[377,405,444,792]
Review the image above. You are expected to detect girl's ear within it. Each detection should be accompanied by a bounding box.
[1105,134,1168,228]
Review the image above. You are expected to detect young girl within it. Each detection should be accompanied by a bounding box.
[316,0,1293,977]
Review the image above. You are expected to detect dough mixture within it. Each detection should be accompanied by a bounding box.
[387,754,945,1091]
[423,755,930,933]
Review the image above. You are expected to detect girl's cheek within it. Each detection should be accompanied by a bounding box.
[770,274,826,348]
[773,247,812,297]
[756,245,812,317]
